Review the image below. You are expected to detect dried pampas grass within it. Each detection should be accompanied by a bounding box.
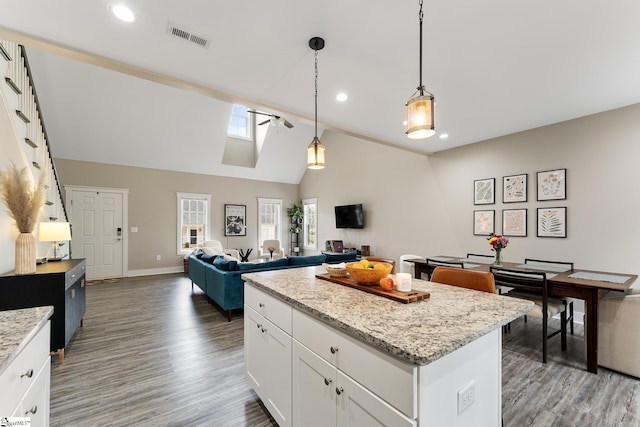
[0,163,45,233]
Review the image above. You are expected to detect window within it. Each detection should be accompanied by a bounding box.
[177,192,211,254]
[227,104,253,140]
[303,198,318,250]
[258,198,282,248]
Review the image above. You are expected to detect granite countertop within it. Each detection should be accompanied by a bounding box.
[242,266,533,366]
[0,306,54,376]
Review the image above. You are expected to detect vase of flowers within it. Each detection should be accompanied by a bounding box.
[0,163,45,274]
[487,233,509,266]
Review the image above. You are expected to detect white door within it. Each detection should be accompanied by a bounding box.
[68,188,125,280]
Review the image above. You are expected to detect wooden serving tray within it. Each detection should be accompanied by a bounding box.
[315,274,430,304]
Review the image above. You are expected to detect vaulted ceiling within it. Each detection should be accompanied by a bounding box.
[1,1,639,184]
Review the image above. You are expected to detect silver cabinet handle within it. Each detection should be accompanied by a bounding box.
[336,386,344,395]
[324,377,332,386]
[261,327,267,333]
[330,346,339,354]
[259,302,265,308]
[21,369,34,378]
[256,323,262,329]
[71,274,76,278]
[25,405,38,415]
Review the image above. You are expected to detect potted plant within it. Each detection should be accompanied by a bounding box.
[287,203,303,234]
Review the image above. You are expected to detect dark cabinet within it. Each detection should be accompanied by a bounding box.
[0,259,86,363]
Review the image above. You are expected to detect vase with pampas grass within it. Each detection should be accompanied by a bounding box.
[0,163,44,274]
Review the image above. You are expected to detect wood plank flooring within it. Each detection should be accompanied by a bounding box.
[50,274,639,426]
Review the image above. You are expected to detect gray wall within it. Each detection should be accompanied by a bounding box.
[301,103,640,276]
[55,159,299,273]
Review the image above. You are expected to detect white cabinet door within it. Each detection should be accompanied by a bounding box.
[293,341,337,427]
[245,306,268,399]
[245,305,292,427]
[264,318,292,427]
[337,371,415,427]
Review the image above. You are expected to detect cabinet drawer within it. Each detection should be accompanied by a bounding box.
[65,261,86,290]
[245,284,292,334]
[293,310,416,419]
[13,355,50,425]
[0,321,51,414]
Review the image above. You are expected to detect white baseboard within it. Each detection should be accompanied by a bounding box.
[127,266,185,277]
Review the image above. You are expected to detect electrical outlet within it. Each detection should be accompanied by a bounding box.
[457,381,475,415]
[131,227,138,233]
[156,255,161,261]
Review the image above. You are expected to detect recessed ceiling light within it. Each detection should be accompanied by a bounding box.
[109,4,135,22]
[439,133,449,139]
[336,92,348,102]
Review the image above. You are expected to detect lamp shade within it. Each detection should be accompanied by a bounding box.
[38,222,71,242]
[406,94,435,139]
[307,138,325,169]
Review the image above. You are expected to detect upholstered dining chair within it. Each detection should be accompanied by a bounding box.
[431,266,496,293]
[424,258,464,281]
[365,256,396,274]
[524,258,575,334]
[491,266,567,363]
[259,239,284,260]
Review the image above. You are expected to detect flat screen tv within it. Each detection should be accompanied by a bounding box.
[335,204,365,229]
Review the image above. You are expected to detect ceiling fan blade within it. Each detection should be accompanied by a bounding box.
[283,120,294,129]
[258,119,271,126]
[248,110,270,116]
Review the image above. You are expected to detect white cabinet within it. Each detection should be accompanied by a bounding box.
[0,321,51,426]
[244,286,292,427]
[293,340,414,427]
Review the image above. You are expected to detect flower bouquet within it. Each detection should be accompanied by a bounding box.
[487,233,509,266]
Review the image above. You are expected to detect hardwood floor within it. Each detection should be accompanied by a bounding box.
[50,274,639,426]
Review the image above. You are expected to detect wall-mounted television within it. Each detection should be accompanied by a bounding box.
[335,204,365,229]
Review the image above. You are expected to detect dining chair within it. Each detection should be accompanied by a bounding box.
[466,253,494,260]
[491,266,567,363]
[524,258,575,334]
[424,258,464,280]
[431,266,496,293]
[399,254,422,275]
[365,256,396,274]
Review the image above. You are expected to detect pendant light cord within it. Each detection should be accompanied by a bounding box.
[418,0,424,95]
[314,48,319,140]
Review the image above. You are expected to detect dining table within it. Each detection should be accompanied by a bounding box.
[405,256,638,374]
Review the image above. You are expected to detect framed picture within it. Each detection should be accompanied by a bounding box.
[537,168,566,201]
[537,207,567,238]
[474,210,495,236]
[474,178,495,205]
[224,204,246,236]
[503,173,527,203]
[502,209,527,237]
[331,240,344,253]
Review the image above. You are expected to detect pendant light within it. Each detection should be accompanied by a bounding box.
[406,0,435,139]
[307,37,326,170]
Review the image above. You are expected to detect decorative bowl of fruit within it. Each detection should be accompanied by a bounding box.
[345,260,393,285]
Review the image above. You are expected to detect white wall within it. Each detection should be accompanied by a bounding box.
[301,103,640,277]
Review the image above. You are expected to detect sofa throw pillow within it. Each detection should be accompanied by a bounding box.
[288,254,326,266]
[193,249,205,259]
[213,256,238,271]
[325,251,358,263]
[200,254,218,264]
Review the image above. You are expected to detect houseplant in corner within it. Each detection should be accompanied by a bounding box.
[0,163,44,274]
[287,203,303,234]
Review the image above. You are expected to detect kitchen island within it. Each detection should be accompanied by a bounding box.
[242,266,533,427]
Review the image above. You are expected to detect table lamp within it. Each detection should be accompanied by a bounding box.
[38,221,71,261]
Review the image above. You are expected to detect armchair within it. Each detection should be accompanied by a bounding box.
[259,239,285,260]
[203,240,239,260]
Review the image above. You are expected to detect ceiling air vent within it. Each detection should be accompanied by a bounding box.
[167,22,211,49]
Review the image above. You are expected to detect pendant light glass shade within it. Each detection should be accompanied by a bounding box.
[307,137,325,169]
[406,93,435,139]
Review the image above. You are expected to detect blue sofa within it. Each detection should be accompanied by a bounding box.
[188,251,358,320]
